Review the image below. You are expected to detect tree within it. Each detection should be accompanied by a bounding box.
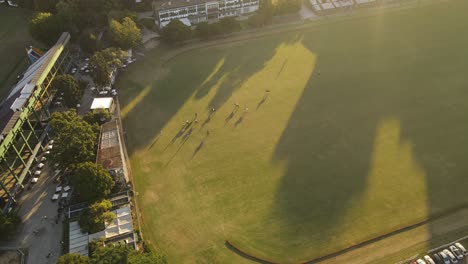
[33,0,59,12]
[0,212,21,240]
[218,17,241,34]
[84,109,112,126]
[57,253,89,264]
[195,22,220,39]
[128,252,167,264]
[71,162,114,201]
[110,17,142,50]
[90,48,127,87]
[160,19,192,44]
[108,9,137,24]
[56,0,122,31]
[79,199,115,233]
[90,244,129,264]
[247,0,272,28]
[49,110,98,169]
[90,53,111,87]
[79,28,100,53]
[51,74,84,108]
[29,12,64,46]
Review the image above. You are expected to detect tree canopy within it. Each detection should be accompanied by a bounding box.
[49,110,97,169]
[33,0,59,12]
[89,243,167,264]
[0,212,21,240]
[84,109,112,126]
[71,162,114,201]
[57,253,89,264]
[160,19,192,44]
[110,17,141,50]
[29,12,64,46]
[90,48,127,87]
[79,199,115,233]
[79,28,100,53]
[128,251,167,264]
[51,74,84,108]
[90,244,128,264]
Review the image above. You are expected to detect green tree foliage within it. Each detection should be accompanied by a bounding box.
[273,0,301,14]
[79,28,100,53]
[57,253,89,264]
[84,109,112,126]
[90,48,127,87]
[218,17,241,34]
[160,19,192,44]
[88,243,167,264]
[33,0,59,12]
[90,244,128,264]
[56,0,122,31]
[108,9,137,23]
[71,162,115,201]
[29,12,64,46]
[247,0,273,28]
[49,110,98,169]
[51,74,83,108]
[138,18,156,31]
[0,212,21,239]
[79,199,115,233]
[109,17,142,50]
[195,22,220,39]
[128,251,167,264]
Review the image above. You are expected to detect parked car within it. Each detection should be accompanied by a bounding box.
[424,255,436,264]
[455,243,467,255]
[416,259,427,264]
[432,253,442,264]
[439,251,451,264]
[443,249,457,263]
[450,245,464,260]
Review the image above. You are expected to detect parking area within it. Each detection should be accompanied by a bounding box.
[0,142,67,264]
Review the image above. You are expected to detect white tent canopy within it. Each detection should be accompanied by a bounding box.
[90,97,114,110]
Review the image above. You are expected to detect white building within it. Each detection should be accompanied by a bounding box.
[154,0,259,28]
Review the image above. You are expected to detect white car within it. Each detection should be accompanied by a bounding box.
[439,251,451,264]
[416,259,426,264]
[424,255,436,264]
[455,243,468,255]
[443,249,458,263]
[450,245,464,260]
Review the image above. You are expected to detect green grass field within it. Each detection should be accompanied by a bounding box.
[0,7,35,99]
[118,1,468,263]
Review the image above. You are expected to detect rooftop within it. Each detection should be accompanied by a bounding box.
[0,32,70,138]
[90,97,114,110]
[154,0,209,11]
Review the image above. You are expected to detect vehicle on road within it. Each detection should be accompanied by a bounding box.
[443,249,457,263]
[416,259,426,264]
[450,245,464,260]
[424,255,436,264]
[455,243,467,255]
[439,251,451,264]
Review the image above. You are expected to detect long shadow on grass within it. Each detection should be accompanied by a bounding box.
[120,37,288,154]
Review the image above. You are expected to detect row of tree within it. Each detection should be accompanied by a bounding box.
[160,17,242,44]
[29,0,142,51]
[58,243,167,264]
[159,0,302,44]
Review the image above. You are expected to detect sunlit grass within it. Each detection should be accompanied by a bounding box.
[118,1,468,262]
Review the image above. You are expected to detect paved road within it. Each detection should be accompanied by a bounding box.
[0,150,64,264]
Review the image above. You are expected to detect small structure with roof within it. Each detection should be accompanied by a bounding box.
[90,97,114,113]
